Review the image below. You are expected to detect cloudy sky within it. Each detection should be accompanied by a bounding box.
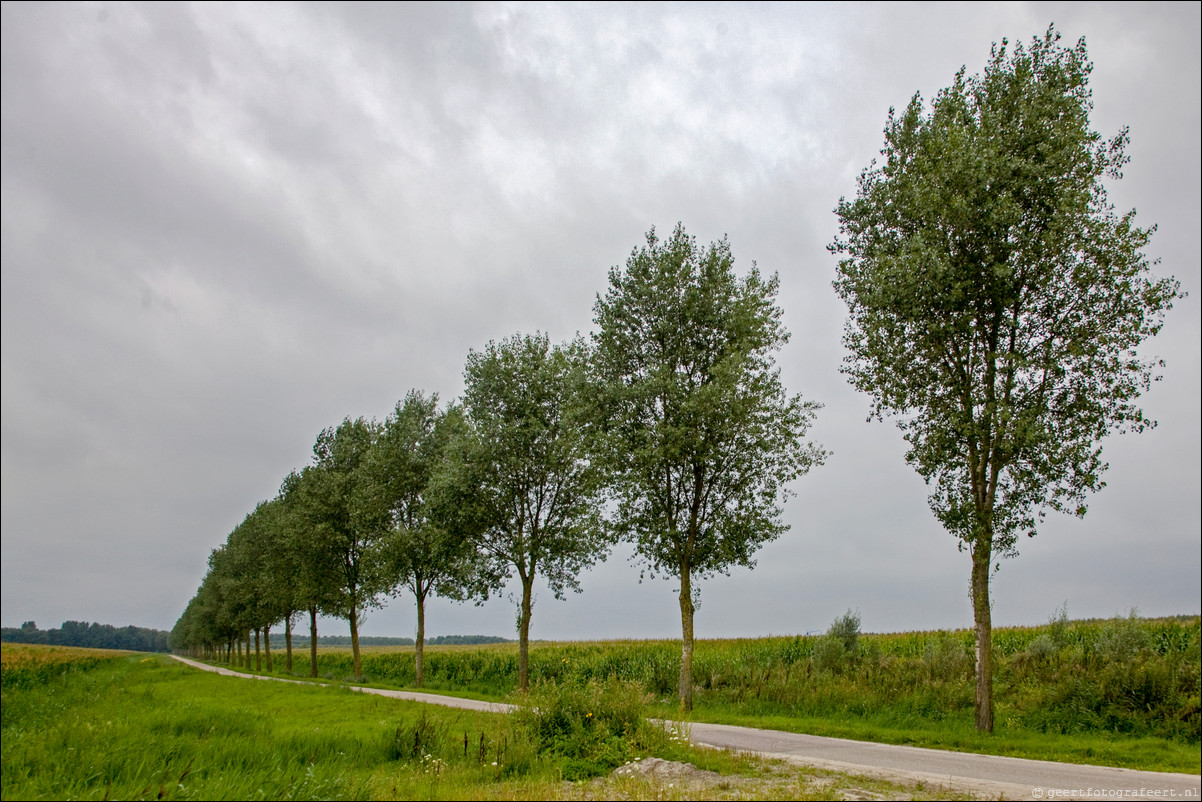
[2,2,1198,642]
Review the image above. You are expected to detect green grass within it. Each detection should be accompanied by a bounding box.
[7,652,974,801]
[211,613,1200,774]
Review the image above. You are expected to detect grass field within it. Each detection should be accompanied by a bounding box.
[210,613,1201,773]
[1,649,971,801]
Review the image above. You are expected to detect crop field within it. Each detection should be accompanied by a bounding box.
[236,614,1200,772]
[0,642,137,689]
[0,649,968,801]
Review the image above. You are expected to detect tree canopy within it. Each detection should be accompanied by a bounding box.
[831,27,1182,731]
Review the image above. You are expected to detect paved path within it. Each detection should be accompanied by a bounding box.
[170,655,511,713]
[685,721,1200,800]
[171,656,1200,800]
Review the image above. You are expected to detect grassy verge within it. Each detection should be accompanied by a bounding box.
[195,651,1200,775]
[2,653,967,801]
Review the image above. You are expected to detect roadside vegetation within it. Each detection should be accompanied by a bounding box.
[2,650,967,801]
[217,611,1199,774]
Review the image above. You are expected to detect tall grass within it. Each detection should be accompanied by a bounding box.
[273,613,1199,771]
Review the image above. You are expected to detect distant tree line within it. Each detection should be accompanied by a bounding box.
[285,634,510,648]
[2,620,169,653]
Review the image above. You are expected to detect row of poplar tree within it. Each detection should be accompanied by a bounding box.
[170,223,826,709]
[174,30,1181,728]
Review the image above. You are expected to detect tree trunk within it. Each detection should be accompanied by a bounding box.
[678,565,695,712]
[415,588,427,688]
[285,615,293,673]
[309,606,319,678]
[254,628,262,671]
[349,601,362,680]
[518,578,534,692]
[264,627,273,672]
[971,539,994,733]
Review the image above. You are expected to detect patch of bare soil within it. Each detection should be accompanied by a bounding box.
[557,756,982,800]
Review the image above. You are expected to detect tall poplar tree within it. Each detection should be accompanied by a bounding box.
[592,223,825,711]
[304,417,389,680]
[831,28,1182,731]
[456,332,610,691]
[369,391,476,687]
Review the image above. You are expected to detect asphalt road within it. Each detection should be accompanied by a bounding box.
[171,655,1200,800]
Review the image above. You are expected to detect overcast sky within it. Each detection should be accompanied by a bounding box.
[2,2,1198,642]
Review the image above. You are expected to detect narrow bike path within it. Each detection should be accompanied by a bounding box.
[171,656,1200,800]
[170,654,511,713]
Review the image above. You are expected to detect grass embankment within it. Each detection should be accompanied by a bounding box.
[246,613,1200,773]
[1,648,965,801]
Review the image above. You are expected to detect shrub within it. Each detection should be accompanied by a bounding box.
[811,635,848,675]
[1047,602,1072,650]
[828,609,862,655]
[1026,634,1059,662]
[923,634,969,682]
[1098,609,1153,663]
[509,678,652,779]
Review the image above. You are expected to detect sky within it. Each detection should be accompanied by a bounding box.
[2,2,1198,642]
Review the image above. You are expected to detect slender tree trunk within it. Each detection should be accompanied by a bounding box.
[227,636,233,665]
[518,578,534,692]
[236,635,243,667]
[264,627,273,672]
[309,606,319,678]
[254,628,262,671]
[349,601,362,680]
[678,565,695,712]
[415,588,427,688]
[971,538,994,733]
[285,615,293,673]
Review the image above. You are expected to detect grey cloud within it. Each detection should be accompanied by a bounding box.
[2,2,1196,638]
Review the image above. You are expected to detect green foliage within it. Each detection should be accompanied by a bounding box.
[811,636,849,675]
[922,634,971,682]
[1097,608,1153,663]
[456,332,610,601]
[832,27,1181,553]
[371,393,478,611]
[511,678,657,779]
[1047,602,1072,650]
[592,223,825,582]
